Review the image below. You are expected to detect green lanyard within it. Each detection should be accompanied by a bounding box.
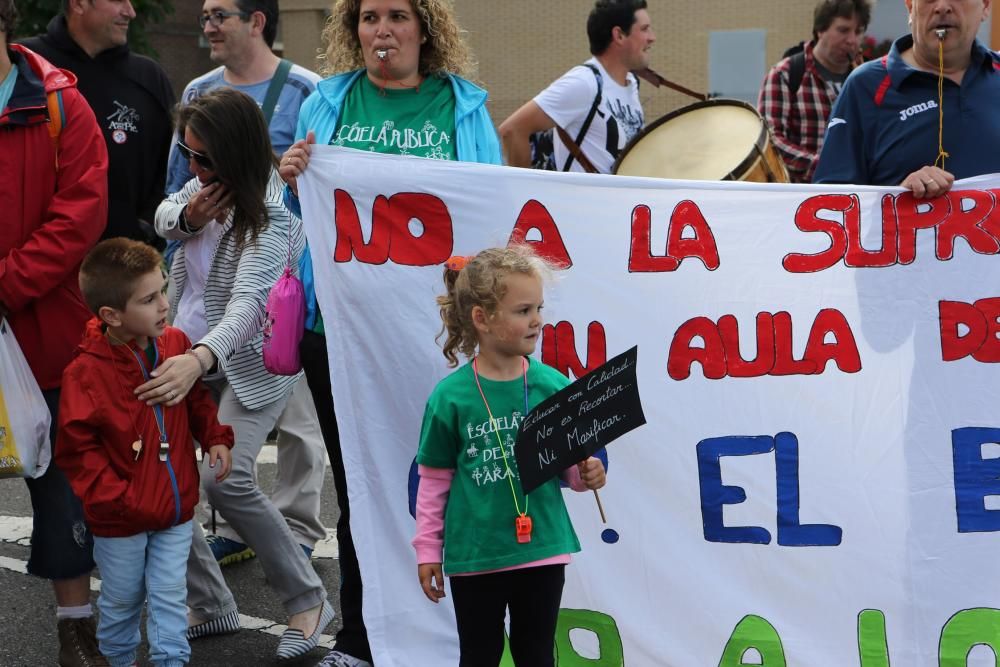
[472,357,530,519]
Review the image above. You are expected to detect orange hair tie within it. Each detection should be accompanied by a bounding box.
[445,255,474,271]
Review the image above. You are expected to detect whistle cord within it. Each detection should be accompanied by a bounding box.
[935,38,950,170]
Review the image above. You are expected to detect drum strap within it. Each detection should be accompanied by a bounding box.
[632,67,707,102]
[556,124,600,173]
[553,63,603,172]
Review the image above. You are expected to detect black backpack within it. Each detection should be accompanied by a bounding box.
[781,42,808,96]
[529,64,603,170]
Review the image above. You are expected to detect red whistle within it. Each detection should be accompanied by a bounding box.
[515,515,533,543]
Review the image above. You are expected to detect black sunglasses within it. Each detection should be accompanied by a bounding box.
[177,139,213,170]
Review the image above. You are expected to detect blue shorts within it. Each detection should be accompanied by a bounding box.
[23,388,95,580]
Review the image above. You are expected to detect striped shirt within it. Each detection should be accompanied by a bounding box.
[758,41,846,183]
[155,169,303,410]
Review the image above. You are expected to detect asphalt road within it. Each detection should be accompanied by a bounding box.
[0,447,343,667]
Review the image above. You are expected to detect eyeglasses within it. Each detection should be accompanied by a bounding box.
[198,9,246,29]
[177,139,213,170]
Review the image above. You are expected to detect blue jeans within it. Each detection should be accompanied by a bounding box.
[93,521,193,667]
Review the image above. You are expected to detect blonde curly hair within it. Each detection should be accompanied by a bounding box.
[319,0,476,79]
[436,246,551,367]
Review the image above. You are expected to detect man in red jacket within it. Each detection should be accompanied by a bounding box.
[0,2,109,665]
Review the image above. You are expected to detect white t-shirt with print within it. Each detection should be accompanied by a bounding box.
[533,57,644,174]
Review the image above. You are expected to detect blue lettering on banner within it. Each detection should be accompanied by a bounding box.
[696,432,843,547]
[952,427,1000,533]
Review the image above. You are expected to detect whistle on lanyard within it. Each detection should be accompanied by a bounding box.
[515,515,533,544]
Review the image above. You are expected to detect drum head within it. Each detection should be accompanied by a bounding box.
[614,100,767,181]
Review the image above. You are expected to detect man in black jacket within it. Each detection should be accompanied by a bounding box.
[21,0,174,248]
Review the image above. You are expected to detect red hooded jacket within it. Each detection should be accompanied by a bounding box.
[57,320,234,537]
[0,45,108,390]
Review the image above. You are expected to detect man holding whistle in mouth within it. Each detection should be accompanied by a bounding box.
[814,0,1000,195]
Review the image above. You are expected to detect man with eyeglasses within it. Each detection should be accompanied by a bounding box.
[20,0,174,250]
[165,0,320,193]
[164,0,330,646]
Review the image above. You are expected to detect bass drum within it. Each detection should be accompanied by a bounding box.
[612,99,789,183]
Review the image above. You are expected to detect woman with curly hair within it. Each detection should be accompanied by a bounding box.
[278,1,500,665]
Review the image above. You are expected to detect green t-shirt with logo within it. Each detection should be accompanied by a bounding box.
[331,74,458,159]
[417,358,581,574]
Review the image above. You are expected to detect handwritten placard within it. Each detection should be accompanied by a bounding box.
[516,346,646,494]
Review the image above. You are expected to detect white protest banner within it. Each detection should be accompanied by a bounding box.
[299,146,1000,666]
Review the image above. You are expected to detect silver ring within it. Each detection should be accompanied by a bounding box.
[924,180,934,187]
[168,390,175,399]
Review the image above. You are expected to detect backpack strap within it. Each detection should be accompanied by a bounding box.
[787,51,806,97]
[559,63,604,172]
[46,89,64,167]
[261,59,292,126]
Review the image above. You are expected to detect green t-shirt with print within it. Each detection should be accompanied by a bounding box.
[417,358,581,574]
[332,74,458,160]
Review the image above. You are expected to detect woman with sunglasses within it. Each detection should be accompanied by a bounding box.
[278,1,500,665]
[150,88,334,660]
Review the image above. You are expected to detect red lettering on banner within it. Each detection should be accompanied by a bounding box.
[940,298,1000,362]
[770,311,818,375]
[845,195,898,267]
[508,200,572,268]
[785,190,1000,272]
[669,309,862,380]
[895,192,950,265]
[333,189,389,264]
[782,194,850,273]
[717,313,775,378]
[628,201,720,272]
[803,308,862,373]
[333,190,453,265]
[541,321,607,379]
[937,190,1000,259]
[668,317,727,380]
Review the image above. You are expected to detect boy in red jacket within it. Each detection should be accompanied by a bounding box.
[57,238,234,667]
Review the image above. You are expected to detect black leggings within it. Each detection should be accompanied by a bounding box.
[450,564,565,667]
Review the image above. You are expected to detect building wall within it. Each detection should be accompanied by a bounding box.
[147,0,215,100]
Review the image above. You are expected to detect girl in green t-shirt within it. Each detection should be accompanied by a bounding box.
[413,245,607,666]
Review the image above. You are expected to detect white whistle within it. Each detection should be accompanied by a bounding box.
[936,28,947,40]
[376,49,388,60]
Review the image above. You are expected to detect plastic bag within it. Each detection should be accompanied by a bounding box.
[0,318,52,479]
[262,266,305,376]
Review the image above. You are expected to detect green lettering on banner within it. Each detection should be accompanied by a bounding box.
[498,608,624,666]
[858,609,889,667]
[939,608,1000,666]
[719,615,786,666]
[555,609,625,666]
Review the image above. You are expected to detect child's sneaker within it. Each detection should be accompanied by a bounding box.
[206,534,255,566]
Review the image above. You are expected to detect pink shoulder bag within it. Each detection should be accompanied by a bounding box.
[262,218,305,375]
